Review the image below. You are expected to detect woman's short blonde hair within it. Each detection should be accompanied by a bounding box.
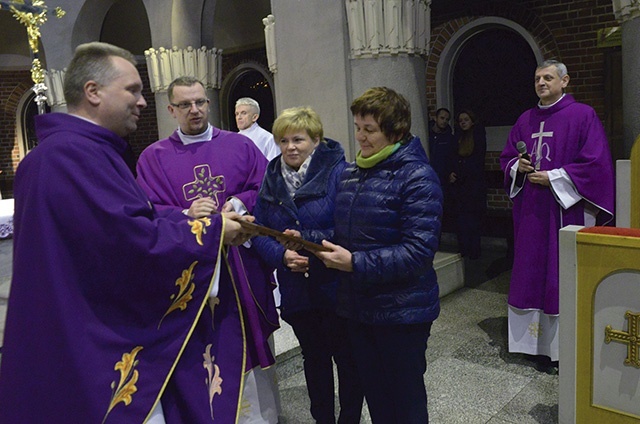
[272,106,324,142]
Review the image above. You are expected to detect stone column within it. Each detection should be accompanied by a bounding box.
[346,0,431,154]
[270,0,431,160]
[44,69,67,113]
[144,46,222,138]
[613,0,640,156]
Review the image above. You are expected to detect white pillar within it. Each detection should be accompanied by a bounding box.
[144,46,222,138]
[613,0,640,156]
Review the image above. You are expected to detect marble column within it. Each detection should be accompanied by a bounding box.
[613,0,640,156]
[346,0,431,154]
[44,69,67,113]
[144,46,222,138]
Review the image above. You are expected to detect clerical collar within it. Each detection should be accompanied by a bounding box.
[177,124,213,145]
[538,93,565,109]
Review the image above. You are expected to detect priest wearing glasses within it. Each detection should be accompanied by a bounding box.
[136,76,280,423]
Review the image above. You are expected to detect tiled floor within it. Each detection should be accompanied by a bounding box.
[0,237,559,423]
[275,240,559,424]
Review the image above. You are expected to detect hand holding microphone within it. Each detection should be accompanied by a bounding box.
[516,141,535,174]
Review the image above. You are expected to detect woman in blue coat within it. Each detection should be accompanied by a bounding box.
[253,107,363,424]
[316,87,443,423]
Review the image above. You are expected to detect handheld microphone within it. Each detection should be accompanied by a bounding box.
[516,141,535,173]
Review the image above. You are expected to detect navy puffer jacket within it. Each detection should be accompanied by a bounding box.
[253,138,347,320]
[334,136,442,325]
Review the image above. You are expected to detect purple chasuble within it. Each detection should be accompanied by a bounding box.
[136,128,279,422]
[500,94,614,315]
[0,114,230,423]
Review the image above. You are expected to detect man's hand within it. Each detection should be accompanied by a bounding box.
[220,200,234,213]
[222,213,257,246]
[314,240,353,272]
[283,250,309,273]
[518,154,535,174]
[187,197,217,218]
[527,170,550,186]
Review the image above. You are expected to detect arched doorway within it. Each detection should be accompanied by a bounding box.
[452,27,538,128]
[223,64,275,132]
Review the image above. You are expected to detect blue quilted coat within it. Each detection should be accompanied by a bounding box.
[334,136,443,325]
[253,138,348,320]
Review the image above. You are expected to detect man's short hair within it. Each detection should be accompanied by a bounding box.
[537,59,568,78]
[235,97,260,115]
[435,107,450,118]
[63,42,137,107]
[272,106,323,143]
[350,87,411,141]
[167,76,205,102]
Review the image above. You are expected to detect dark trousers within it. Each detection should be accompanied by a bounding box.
[286,310,364,424]
[456,211,482,259]
[347,320,433,424]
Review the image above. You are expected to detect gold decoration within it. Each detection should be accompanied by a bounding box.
[1,1,65,111]
[202,343,223,421]
[157,261,198,329]
[102,346,143,423]
[188,216,211,246]
[604,310,640,368]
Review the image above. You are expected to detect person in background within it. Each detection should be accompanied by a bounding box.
[428,107,456,236]
[236,97,280,161]
[253,106,363,424]
[428,107,454,186]
[0,42,258,423]
[136,76,280,423]
[500,59,614,373]
[448,109,487,260]
[316,87,442,423]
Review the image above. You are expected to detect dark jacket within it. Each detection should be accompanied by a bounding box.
[428,122,455,186]
[450,124,487,213]
[334,136,442,325]
[253,138,348,320]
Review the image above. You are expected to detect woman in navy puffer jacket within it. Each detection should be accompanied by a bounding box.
[316,87,443,424]
[253,107,363,424]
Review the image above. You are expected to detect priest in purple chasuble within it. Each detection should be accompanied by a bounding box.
[0,43,263,424]
[136,76,280,423]
[500,60,614,366]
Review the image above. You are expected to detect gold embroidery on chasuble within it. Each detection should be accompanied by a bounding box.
[528,322,542,338]
[604,310,640,368]
[158,261,198,329]
[209,296,220,330]
[189,217,212,246]
[182,165,226,209]
[102,346,143,423]
[203,343,223,421]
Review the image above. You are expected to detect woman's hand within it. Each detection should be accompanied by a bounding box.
[277,229,305,251]
[314,240,353,272]
[283,249,309,273]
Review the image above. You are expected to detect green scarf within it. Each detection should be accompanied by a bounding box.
[356,142,401,169]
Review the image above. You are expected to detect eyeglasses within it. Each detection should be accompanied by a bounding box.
[170,99,209,110]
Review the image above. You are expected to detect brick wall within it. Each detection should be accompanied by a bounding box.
[427,0,617,213]
[0,70,32,198]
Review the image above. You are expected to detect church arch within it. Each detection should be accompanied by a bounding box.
[436,17,542,119]
[220,63,275,132]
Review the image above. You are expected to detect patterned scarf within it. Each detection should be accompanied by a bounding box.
[281,151,315,197]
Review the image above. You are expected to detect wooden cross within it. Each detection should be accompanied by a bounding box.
[604,310,640,368]
[0,0,64,113]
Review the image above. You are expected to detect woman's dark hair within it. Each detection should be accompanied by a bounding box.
[350,87,411,141]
